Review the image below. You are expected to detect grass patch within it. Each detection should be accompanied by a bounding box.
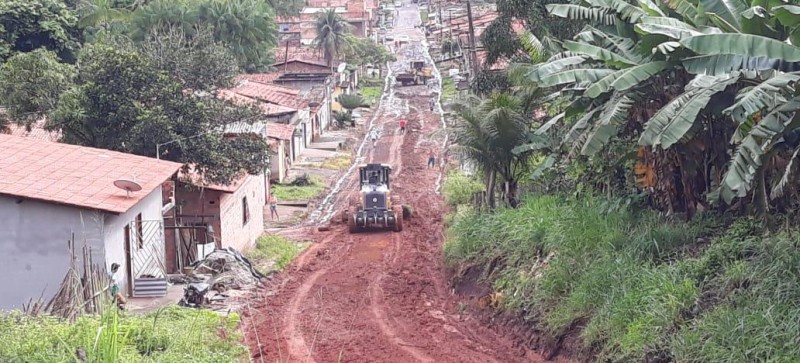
[0,307,246,363]
[444,193,720,362]
[443,170,483,207]
[359,85,383,106]
[446,188,800,362]
[248,235,309,272]
[442,77,456,102]
[271,174,325,201]
[319,154,352,171]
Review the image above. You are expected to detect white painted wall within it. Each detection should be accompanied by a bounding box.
[103,188,166,294]
[0,196,106,309]
[219,173,266,252]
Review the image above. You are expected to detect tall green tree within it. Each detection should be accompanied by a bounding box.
[0,0,82,63]
[0,49,75,129]
[313,9,352,67]
[341,35,395,76]
[482,0,583,65]
[138,26,239,91]
[267,0,303,17]
[130,0,276,72]
[48,43,270,185]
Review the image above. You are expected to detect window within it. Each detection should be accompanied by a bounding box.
[242,196,250,225]
[135,213,143,249]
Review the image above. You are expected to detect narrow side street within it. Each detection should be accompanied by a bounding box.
[243,3,558,362]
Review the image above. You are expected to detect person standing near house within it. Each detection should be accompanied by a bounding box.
[398,118,407,134]
[427,150,436,168]
[269,192,279,220]
[440,150,449,171]
[109,263,126,310]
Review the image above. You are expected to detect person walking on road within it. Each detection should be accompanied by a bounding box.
[429,98,435,112]
[440,150,449,171]
[269,192,279,220]
[370,128,380,147]
[398,118,407,134]
[427,150,436,168]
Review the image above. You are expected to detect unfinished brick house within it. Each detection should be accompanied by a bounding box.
[164,170,267,274]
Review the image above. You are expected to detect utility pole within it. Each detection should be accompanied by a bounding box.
[465,0,479,81]
[283,36,290,74]
[438,0,443,41]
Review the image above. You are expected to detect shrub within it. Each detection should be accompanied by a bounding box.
[0,306,246,363]
[442,170,483,207]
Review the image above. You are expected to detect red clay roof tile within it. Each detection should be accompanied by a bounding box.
[231,81,307,109]
[267,123,296,141]
[0,134,183,214]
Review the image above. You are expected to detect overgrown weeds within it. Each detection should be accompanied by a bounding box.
[247,235,308,272]
[444,173,800,362]
[0,306,246,362]
[272,174,325,201]
[319,154,352,171]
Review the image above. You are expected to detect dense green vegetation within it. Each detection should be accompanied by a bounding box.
[444,174,800,362]
[447,3,800,360]
[0,307,246,362]
[0,0,280,185]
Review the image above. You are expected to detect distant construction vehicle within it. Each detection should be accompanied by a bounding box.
[341,163,404,233]
[395,61,432,86]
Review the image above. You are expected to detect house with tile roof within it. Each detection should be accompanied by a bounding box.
[0,134,183,308]
[238,71,335,146]
[228,79,316,168]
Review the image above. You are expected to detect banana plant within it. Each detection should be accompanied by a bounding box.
[511,0,800,210]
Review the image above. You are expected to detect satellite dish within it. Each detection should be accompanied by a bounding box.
[114,179,142,198]
[337,63,347,73]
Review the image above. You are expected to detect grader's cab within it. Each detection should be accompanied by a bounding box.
[341,163,403,233]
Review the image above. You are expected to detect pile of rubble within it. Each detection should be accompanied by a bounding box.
[180,248,266,311]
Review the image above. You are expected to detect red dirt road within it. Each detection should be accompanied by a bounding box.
[243,5,559,363]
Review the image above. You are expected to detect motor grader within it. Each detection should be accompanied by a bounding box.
[341,163,404,233]
[395,61,432,86]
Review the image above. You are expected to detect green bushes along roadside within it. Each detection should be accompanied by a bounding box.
[443,171,800,362]
[0,306,247,363]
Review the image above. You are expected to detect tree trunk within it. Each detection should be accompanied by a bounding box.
[753,163,769,227]
[486,169,497,209]
[505,179,519,208]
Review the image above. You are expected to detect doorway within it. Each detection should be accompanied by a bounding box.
[123,224,133,297]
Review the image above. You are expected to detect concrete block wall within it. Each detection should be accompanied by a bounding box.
[219,174,266,252]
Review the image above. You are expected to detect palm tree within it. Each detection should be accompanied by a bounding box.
[77,0,131,28]
[451,93,539,208]
[131,0,276,72]
[313,9,352,68]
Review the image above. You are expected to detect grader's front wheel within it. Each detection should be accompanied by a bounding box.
[392,206,404,232]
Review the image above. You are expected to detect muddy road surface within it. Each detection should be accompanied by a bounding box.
[244,4,557,363]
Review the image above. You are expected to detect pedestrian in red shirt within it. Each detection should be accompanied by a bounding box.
[399,119,407,134]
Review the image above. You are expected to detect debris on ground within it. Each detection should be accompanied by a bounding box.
[178,248,266,311]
